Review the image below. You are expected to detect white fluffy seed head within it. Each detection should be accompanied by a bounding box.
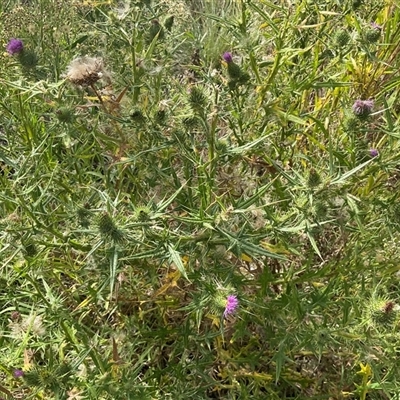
[66,56,107,86]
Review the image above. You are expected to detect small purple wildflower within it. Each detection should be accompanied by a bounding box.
[369,148,379,157]
[222,52,233,63]
[224,295,239,317]
[371,22,382,30]
[352,99,374,117]
[13,369,24,378]
[6,38,24,55]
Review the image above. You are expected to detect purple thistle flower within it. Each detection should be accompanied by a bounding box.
[352,99,374,116]
[222,52,233,63]
[369,148,379,157]
[371,22,382,30]
[13,369,24,378]
[224,295,239,317]
[6,38,24,55]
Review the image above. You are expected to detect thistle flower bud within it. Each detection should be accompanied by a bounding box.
[222,52,249,88]
[369,148,379,158]
[334,30,351,47]
[343,116,359,133]
[182,115,199,129]
[312,202,328,220]
[365,23,382,43]
[6,38,23,55]
[13,369,24,379]
[154,108,167,125]
[227,61,243,80]
[77,205,91,227]
[189,86,207,112]
[56,107,75,124]
[130,109,146,124]
[97,212,124,242]
[222,52,233,63]
[18,49,38,69]
[21,369,41,386]
[307,168,322,188]
[371,300,396,326]
[352,99,374,118]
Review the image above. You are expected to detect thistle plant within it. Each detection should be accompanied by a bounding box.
[1,0,400,398]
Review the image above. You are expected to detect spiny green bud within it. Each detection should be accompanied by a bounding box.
[42,370,59,391]
[365,28,381,44]
[320,49,334,60]
[154,108,167,125]
[56,107,75,124]
[182,115,199,129]
[18,49,38,69]
[98,212,124,242]
[23,369,41,386]
[130,109,146,123]
[307,168,322,188]
[77,205,91,227]
[334,30,351,48]
[189,87,207,111]
[370,299,396,326]
[312,202,328,220]
[98,212,116,233]
[227,62,243,80]
[343,116,359,133]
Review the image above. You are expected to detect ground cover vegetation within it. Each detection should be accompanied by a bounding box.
[1,0,400,398]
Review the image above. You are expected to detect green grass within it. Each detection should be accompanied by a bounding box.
[2,0,400,398]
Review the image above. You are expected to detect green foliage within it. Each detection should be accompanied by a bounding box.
[1,0,400,399]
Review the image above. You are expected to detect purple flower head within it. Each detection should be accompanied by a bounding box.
[222,52,233,63]
[371,22,382,30]
[13,369,24,378]
[369,148,379,157]
[352,99,374,116]
[224,294,239,317]
[6,38,24,55]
